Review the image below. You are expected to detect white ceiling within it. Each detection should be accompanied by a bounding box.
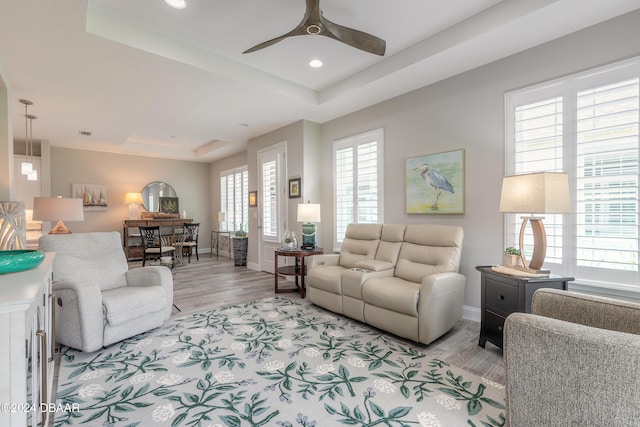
[1,0,639,162]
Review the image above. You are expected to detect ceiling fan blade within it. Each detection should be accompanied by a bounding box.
[321,15,386,56]
[244,0,317,54]
[243,34,291,54]
[243,0,386,56]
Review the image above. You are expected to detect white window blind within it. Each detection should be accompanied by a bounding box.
[220,167,248,233]
[576,78,639,272]
[506,58,640,287]
[261,159,278,239]
[333,128,384,249]
[512,95,565,263]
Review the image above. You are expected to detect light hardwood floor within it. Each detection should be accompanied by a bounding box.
[164,253,506,385]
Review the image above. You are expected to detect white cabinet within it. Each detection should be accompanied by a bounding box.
[0,253,55,427]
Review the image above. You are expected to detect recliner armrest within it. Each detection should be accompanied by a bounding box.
[532,288,640,335]
[52,280,104,352]
[416,272,465,345]
[307,254,339,268]
[504,312,640,426]
[354,259,394,272]
[126,266,173,288]
[419,272,466,303]
[126,266,173,320]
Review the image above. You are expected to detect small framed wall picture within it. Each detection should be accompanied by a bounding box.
[159,196,179,215]
[249,191,257,207]
[289,178,301,199]
[73,183,108,211]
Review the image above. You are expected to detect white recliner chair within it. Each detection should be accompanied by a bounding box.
[39,232,174,352]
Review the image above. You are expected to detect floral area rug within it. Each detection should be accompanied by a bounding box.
[54,297,505,426]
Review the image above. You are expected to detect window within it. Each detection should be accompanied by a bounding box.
[259,144,287,243]
[333,128,384,249]
[220,167,248,233]
[506,58,639,288]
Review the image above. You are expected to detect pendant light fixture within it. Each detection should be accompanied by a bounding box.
[19,99,33,175]
[26,113,38,181]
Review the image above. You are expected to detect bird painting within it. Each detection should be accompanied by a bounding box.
[414,163,455,210]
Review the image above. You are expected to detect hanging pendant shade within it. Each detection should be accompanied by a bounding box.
[25,113,38,181]
[21,161,33,175]
[19,99,33,175]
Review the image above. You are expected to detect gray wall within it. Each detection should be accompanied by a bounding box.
[50,147,211,244]
[318,10,640,313]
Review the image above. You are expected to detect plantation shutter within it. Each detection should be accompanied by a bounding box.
[333,129,384,248]
[506,58,640,287]
[575,77,639,272]
[220,167,248,233]
[511,94,565,263]
[261,159,278,239]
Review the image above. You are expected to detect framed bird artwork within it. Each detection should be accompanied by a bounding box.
[406,149,465,214]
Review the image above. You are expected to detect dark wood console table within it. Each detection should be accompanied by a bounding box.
[476,265,574,349]
[274,248,323,298]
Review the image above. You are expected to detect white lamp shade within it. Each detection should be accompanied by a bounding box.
[124,192,144,205]
[33,197,84,222]
[297,203,321,223]
[217,211,226,222]
[499,172,570,214]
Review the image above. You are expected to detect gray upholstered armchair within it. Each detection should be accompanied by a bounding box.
[39,232,174,352]
[504,288,640,427]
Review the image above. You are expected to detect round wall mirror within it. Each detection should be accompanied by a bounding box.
[141,181,177,212]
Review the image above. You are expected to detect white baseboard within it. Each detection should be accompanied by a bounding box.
[462,305,481,323]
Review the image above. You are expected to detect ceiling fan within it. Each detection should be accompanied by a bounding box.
[243,0,386,56]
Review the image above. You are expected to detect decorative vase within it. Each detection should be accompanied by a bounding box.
[281,230,298,251]
[503,254,522,268]
[232,237,248,266]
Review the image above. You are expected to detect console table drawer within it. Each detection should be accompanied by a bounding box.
[485,279,517,315]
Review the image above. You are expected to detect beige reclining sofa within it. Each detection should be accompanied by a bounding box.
[306,223,465,345]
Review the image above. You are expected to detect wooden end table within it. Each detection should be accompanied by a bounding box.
[274,248,323,298]
[476,265,574,349]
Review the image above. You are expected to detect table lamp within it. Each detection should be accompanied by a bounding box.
[124,192,144,219]
[499,172,570,273]
[33,197,84,234]
[297,202,321,250]
[217,211,226,231]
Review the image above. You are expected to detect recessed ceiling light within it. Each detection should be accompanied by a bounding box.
[164,0,186,9]
[308,59,324,68]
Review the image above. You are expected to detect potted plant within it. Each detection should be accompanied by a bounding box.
[232,225,248,266]
[503,246,522,268]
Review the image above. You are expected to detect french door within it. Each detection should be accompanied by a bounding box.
[258,142,287,273]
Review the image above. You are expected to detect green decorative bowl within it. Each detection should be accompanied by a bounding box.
[0,250,46,275]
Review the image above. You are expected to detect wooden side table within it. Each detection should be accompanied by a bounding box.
[476,265,574,349]
[274,248,323,298]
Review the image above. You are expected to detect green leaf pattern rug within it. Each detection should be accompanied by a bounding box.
[54,297,505,426]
